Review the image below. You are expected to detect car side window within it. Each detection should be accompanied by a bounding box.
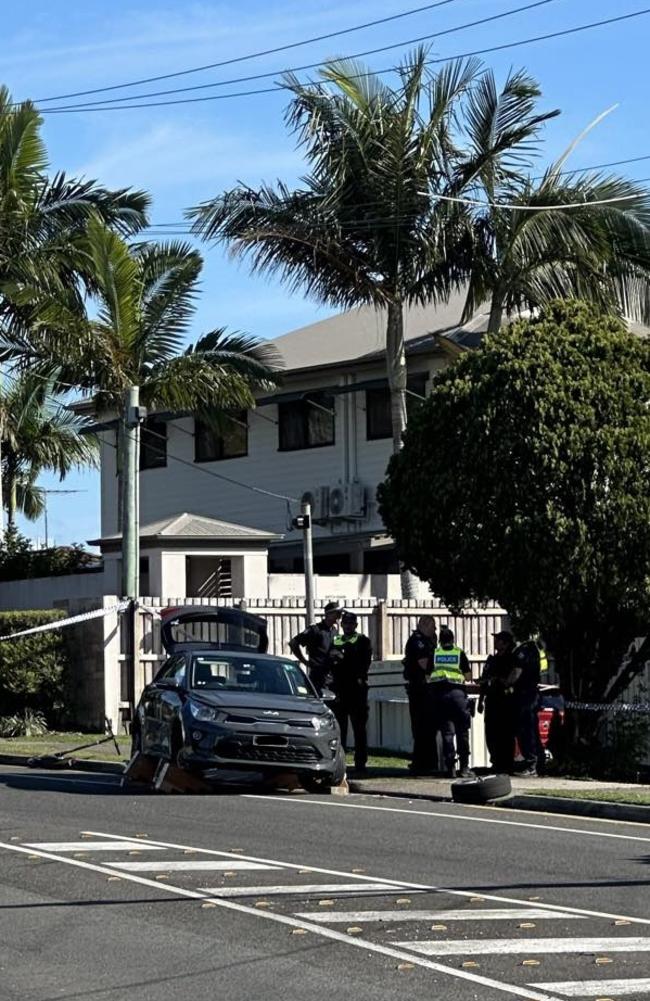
[156,655,186,685]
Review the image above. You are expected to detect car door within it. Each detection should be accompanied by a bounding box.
[158,655,189,758]
[144,655,185,756]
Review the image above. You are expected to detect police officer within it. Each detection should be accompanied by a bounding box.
[329,611,372,774]
[429,626,473,778]
[511,638,547,777]
[402,615,437,775]
[290,601,342,695]
[478,630,517,774]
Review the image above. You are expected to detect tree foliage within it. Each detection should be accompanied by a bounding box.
[378,300,650,701]
[0,607,69,717]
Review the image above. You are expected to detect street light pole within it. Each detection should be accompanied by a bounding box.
[121,386,142,716]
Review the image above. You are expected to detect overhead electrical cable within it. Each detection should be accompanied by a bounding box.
[32,8,650,114]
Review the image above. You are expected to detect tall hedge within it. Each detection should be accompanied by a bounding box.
[0,609,69,718]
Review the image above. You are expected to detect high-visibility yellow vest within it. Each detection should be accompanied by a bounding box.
[539,647,548,673]
[430,646,465,684]
[333,633,359,648]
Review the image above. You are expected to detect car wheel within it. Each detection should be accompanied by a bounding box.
[451,773,512,804]
[169,724,186,768]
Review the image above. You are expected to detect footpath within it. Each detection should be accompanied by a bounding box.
[1,747,649,823]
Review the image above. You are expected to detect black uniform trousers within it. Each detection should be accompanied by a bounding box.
[430,682,471,771]
[514,693,540,769]
[406,682,437,772]
[484,691,515,773]
[333,686,368,769]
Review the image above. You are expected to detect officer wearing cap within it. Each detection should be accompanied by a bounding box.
[429,626,473,778]
[402,615,438,775]
[329,611,372,774]
[290,601,342,695]
[478,630,518,773]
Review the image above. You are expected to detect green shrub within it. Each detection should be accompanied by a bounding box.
[0,609,69,720]
[0,709,48,737]
[0,526,100,582]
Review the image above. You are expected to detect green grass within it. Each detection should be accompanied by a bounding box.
[534,788,650,806]
[0,732,130,761]
[346,751,410,771]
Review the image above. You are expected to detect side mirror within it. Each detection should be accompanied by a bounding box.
[158,677,182,690]
[320,688,336,703]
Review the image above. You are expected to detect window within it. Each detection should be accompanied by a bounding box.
[278,392,335,451]
[156,655,187,686]
[140,418,167,470]
[366,373,428,440]
[194,413,248,462]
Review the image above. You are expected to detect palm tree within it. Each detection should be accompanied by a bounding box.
[452,81,650,332]
[188,51,559,594]
[0,85,150,537]
[22,217,282,594]
[0,371,97,528]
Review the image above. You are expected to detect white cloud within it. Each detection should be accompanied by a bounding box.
[77,122,302,192]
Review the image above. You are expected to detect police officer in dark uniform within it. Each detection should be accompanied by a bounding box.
[329,611,372,774]
[290,601,342,695]
[429,626,473,778]
[402,615,437,775]
[511,639,545,777]
[478,630,518,773]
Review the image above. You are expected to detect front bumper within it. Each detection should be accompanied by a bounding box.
[182,722,341,775]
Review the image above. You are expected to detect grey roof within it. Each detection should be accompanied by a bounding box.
[89,512,281,546]
[270,288,490,372]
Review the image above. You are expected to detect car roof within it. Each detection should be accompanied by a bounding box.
[188,650,291,663]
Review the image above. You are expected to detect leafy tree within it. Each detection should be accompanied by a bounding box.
[378,300,650,709]
[0,371,97,527]
[0,607,69,719]
[0,525,98,580]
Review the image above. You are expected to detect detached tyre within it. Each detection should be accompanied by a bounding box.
[451,773,512,804]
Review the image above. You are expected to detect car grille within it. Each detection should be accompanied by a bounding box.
[224,713,315,728]
[216,736,321,763]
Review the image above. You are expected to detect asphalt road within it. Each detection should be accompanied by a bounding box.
[0,765,649,1001]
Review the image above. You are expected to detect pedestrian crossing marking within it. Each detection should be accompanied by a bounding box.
[24,841,167,852]
[297,908,582,924]
[532,979,650,997]
[199,882,401,898]
[396,937,650,956]
[107,860,280,872]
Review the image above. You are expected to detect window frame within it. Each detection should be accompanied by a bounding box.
[194,412,248,463]
[278,392,336,452]
[140,418,168,471]
[365,373,428,441]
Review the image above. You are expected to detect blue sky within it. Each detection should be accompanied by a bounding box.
[3,0,649,546]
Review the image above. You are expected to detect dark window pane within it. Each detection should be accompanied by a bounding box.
[278,393,335,451]
[140,419,167,470]
[195,413,248,462]
[365,374,428,441]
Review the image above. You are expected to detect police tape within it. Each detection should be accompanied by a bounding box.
[565,700,650,715]
[0,601,130,643]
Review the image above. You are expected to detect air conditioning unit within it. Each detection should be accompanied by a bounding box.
[300,486,330,523]
[328,481,366,520]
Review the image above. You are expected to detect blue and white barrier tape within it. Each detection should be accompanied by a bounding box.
[565,700,650,715]
[0,601,130,643]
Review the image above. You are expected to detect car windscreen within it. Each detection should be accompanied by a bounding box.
[190,655,312,697]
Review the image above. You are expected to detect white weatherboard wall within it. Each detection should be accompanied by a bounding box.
[98,359,442,545]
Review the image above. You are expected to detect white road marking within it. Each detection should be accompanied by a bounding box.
[245,794,650,845]
[532,978,650,996]
[84,829,650,928]
[24,841,166,852]
[397,937,650,956]
[199,883,401,898]
[297,908,582,923]
[0,839,563,1001]
[106,860,279,872]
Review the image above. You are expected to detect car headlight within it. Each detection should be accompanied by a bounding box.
[189,701,224,722]
[312,711,337,733]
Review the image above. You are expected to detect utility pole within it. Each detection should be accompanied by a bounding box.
[121,386,143,714]
[293,499,315,627]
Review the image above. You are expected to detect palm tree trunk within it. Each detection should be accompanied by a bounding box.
[487,291,504,334]
[385,301,419,599]
[7,475,16,529]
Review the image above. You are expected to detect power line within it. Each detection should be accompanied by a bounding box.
[34,8,650,115]
[33,0,558,110]
[29,0,466,105]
